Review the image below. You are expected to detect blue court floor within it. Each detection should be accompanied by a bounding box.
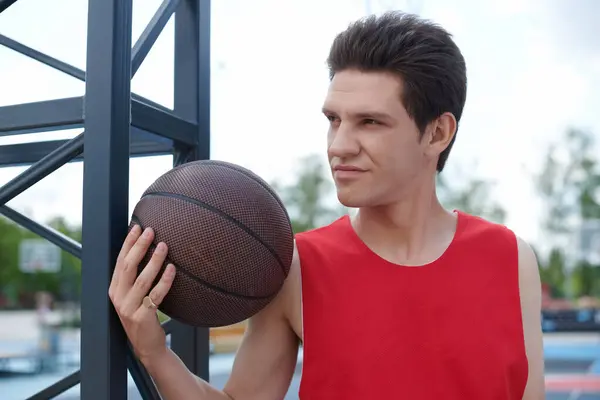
[2,333,600,399]
[544,333,600,399]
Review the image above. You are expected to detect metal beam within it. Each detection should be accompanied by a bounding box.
[132,0,181,76]
[0,133,84,206]
[0,0,18,14]
[25,370,81,400]
[0,0,213,397]
[162,318,174,335]
[127,346,162,400]
[0,95,196,144]
[131,98,198,146]
[0,34,86,82]
[0,205,82,258]
[80,0,133,398]
[170,0,211,381]
[0,128,173,167]
[0,97,83,136]
[0,33,172,113]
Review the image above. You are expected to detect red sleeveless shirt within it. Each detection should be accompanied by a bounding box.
[295,211,528,400]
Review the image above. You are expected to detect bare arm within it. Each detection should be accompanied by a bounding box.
[110,226,300,400]
[222,243,301,399]
[143,349,231,400]
[147,276,299,400]
[517,237,546,400]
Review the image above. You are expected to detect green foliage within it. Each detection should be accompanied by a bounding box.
[4,127,596,306]
[570,261,598,297]
[273,154,348,234]
[535,128,600,298]
[539,247,567,298]
[0,217,24,307]
[0,215,82,308]
[437,172,506,224]
[536,128,600,235]
[274,154,509,235]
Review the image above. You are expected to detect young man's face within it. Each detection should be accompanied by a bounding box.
[322,69,439,208]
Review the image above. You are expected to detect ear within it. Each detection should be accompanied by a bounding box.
[424,112,457,157]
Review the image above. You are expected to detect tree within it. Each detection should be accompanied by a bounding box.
[0,217,26,307]
[0,215,82,308]
[541,248,568,298]
[272,154,347,233]
[437,172,507,224]
[275,154,510,234]
[534,128,600,298]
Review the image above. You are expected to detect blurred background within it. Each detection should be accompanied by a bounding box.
[1,0,600,399]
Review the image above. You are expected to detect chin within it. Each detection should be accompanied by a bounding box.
[336,188,370,208]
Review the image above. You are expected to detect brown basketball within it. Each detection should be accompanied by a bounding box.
[130,160,294,327]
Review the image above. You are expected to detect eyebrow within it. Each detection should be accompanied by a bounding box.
[322,108,394,122]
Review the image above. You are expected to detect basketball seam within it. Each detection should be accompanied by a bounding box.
[163,160,293,233]
[139,191,288,276]
[130,215,278,300]
[170,261,276,300]
[202,161,290,217]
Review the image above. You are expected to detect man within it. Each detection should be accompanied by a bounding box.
[109,11,545,399]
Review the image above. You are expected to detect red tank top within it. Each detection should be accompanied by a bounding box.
[295,211,528,400]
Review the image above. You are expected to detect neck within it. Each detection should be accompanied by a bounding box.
[352,179,457,265]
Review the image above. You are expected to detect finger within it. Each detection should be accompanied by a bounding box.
[110,224,142,298]
[136,263,176,316]
[119,227,156,292]
[121,241,168,314]
[117,224,142,265]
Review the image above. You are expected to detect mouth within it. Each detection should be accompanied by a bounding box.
[332,165,366,180]
[332,165,366,172]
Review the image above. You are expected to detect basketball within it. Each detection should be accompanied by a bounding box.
[129,160,295,328]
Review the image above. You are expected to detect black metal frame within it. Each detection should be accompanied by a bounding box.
[0,0,211,398]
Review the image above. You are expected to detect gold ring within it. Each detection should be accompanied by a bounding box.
[143,295,158,309]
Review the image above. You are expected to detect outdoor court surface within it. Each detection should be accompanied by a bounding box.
[543,333,600,399]
[98,333,600,399]
[2,333,600,399]
[128,333,600,399]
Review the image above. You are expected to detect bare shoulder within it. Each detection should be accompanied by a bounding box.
[515,236,546,400]
[516,237,539,280]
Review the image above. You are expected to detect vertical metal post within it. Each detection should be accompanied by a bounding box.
[170,0,211,380]
[80,0,133,398]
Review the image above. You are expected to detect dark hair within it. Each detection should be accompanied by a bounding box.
[327,11,467,172]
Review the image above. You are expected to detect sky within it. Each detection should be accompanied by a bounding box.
[0,0,599,251]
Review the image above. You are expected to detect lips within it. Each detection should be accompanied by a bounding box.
[333,165,366,172]
[332,165,366,181]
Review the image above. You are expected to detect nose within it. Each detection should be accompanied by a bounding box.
[328,122,360,159]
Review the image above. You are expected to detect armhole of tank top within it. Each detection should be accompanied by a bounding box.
[294,237,306,386]
[493,224,528,358]
[507,227,527,352]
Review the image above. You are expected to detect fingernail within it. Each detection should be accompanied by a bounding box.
[143,228,152,238]
[132,224,141,233]
[157,242,166,252]
[167,264,175,276]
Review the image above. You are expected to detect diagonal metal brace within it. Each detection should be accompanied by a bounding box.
[127,345,162,400]
[0,133,84,206]
[0,0,18,14]
[25,370,81,400]
[0,34,171,113]
[0,205,82,258]
[132,0,182,76]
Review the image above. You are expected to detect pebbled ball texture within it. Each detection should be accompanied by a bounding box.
[130,160,294,327]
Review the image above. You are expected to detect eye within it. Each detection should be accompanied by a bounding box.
[325,115,340,124]
[363,119,379,125]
